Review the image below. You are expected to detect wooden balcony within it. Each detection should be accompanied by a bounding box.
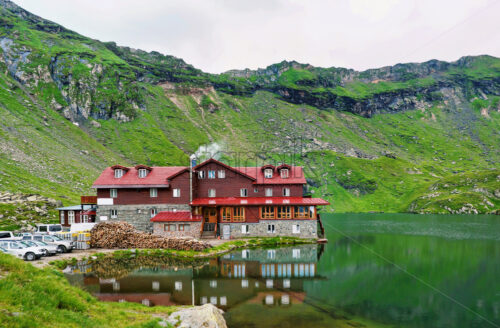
[81,195,97,205]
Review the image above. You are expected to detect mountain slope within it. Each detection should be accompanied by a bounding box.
[0,0,498,215]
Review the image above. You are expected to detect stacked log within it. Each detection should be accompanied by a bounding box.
[90,222,210,251]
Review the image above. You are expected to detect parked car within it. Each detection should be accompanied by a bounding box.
[0,240,44,261]
[20,240,58,256]
[0,231,21,240]
[22,234,74,253]
[0,246,9,253]
[35,224,64,235]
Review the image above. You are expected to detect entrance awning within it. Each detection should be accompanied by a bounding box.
[190,197,330,206]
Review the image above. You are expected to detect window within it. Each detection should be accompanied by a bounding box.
[221,207,232,222]
[208,188,216,197]
[261,206,275,219]
[60,212,64,224]
[292,224,300,234]
[164,224,176,231]
[34,235,43,241]
[309,206,315,218]
[175,281,182,291]
[280,169,289,179]
[82,215,89,223]
[233,207,245,222]
[150,208,157,218]
[254,188,258,193]
[110,188,117,198]
[208,170,216,179]
[240,188,248,197]
[198,171,205,179]
[150,188,158,198]
[138,168,148,178]
[267,224,275,233]
[277,206,291,219]
[179,224,190,231]
[114,169,123,178]
[218,170,225,178]
[110,209,117,218]
[294,206,309,218]
[292,249,301,258]
[265,188,273,197]
[173,188,181,197]
[264,168,273,178]
[283,188,290,197]
[267,249,276,259]
[241,225,249,234]
[68,211,75,224]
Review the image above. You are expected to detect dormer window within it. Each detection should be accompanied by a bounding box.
[280,169,289,179]
[264,169,273,179]
[138,169,148,178]
[198,171,205,179]
[114,169,124,178]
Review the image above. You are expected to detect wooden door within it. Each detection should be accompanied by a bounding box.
[203,208,217,231]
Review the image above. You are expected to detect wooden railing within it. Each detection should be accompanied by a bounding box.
[203,223,216,232]
[81,195,97,204]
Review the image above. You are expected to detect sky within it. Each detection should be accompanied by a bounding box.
[13,0,500,73]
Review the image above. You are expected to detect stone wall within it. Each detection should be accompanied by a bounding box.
[221,219,318,239]
[153,221,202,239]
[96,204,190,232]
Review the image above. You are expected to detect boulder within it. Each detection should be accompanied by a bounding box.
[166,304,227,328]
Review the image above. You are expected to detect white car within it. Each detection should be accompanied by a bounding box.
[22,234,74,253]
[0,231,21,240]
[0,241,44,261]
[20,240,58,256]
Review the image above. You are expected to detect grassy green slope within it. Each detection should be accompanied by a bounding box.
[0,252,175,327]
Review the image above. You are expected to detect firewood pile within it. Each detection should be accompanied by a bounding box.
[90,222,210,251]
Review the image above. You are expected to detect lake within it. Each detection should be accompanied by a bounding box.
[64,213,500,327]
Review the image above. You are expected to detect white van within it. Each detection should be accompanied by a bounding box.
[35,224,64,235]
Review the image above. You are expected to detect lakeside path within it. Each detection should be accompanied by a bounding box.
[31,237,316,268]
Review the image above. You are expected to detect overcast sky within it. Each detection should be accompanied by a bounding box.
[13,0,500,73]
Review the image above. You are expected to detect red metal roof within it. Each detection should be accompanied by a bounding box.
[190,197,329,206]
[235,166,306,184]
[92,166,187,188]
[150,211,202,222]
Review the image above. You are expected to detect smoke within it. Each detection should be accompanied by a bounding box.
[193,142,224,161]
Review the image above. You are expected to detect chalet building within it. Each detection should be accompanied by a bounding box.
[92,159,329,239]
[57,196,97,227]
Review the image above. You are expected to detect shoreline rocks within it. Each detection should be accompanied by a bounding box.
[165,304,227,328]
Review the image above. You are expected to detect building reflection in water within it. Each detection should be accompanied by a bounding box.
[66,244,325,311]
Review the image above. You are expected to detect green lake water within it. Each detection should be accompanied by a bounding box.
[64,213,500,327]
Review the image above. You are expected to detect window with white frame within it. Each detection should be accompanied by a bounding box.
[241,225,249,234]
[218,170,225,178]
[110,209,117,218]
[150,188,158,198]
[292,224,300,234]
[208,170,216,179]
[198,171,205,179]
[110,188,117,198]
[173,188,181,197]
[150,208,157,218]
[280,169,289,179]
[138,168,148,178]
[82,215,89,223]
[283,188,290,196]
[114,169,124,178]
[267,224,275,233]
[267,249,276,259]
[60,212,64,224]
[292,248,301,259]
[240,188,248,197]
[175,281,182,291]
[265,188,273,197]
[264,168,273,178]
[68,211,75,224]
[208,188,216,197]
